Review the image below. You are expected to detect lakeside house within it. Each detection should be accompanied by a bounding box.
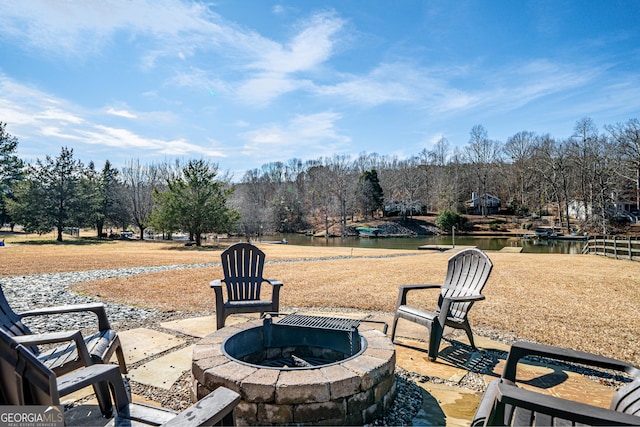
[465,192,500,215]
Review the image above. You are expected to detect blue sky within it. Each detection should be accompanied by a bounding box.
[1,0,640,179]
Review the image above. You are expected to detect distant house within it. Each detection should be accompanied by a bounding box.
[383,199,424,216]
[465,192,500,215]
[567,200,591,221]
[569,197,639,223]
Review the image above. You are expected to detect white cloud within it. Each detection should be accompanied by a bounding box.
[76,125,225,157]
[240,111,350,161]
[231,12,346,106]
[0,73,218,159]
[1,2,348,106]
[248,12,345,74]
[106,107,138,119]
[0,0,218,57]
[234,74,311,107]
[314,62,467,109]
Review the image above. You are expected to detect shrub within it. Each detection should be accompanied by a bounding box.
[436,210,462,232]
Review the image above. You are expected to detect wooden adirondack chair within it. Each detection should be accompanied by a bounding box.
[471,341,640,426]
[211,243,283,329]
[0,327,126,417]
[0,284,127,376]
[390,247,493,361]
[0,328,241,426]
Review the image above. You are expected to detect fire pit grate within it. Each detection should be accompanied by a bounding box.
[275,313,361,332]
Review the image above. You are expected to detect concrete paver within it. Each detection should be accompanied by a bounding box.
[417,382,482,427]
[118,328,186,365]
[65,394,163,427]
[128,345,194,390]
[161,315,218,338]
[60,386,95,407]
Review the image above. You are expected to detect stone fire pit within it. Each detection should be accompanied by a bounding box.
[191,315,396,425]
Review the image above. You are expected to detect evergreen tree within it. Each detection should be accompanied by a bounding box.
[92,160,124,237]
[10,147,85,241]
[358,169,384,218]
[0,122,24,228]
[150,159,239,246]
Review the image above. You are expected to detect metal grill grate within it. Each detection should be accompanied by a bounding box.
[276,314,361,332]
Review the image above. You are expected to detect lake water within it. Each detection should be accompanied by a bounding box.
[261,234,586,254]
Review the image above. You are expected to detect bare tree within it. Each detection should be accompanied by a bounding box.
[503,131,539,214]
[535,136,574,231]
[569,117,599,227]
[606,118,640,212]
[233,169,273,238]
[397,157,424,220]
[325,155,353,238]
[305,161,335,238]
[590,135,618,234]
[463,125,503,217]
[121,159,162,239]
[419,137,450,212]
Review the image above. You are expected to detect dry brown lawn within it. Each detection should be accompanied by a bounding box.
[2,234,639,366]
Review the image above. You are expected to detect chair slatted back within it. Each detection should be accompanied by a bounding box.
[0,328,59,406]
[488,381,640,426]
[611,378,640,416]
[221,243,266,302]
[440,248,493,320]
[15,344,60,406]
[0,285,39,355]
[0,327,21,404]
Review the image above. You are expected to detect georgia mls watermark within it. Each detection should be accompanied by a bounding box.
[0,406,64,427]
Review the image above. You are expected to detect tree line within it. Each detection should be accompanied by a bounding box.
[233,117,640,238]
[1,116,639,244]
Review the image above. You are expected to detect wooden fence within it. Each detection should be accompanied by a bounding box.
[582,236,640,261]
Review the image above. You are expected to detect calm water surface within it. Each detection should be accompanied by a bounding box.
[260,234,586,254]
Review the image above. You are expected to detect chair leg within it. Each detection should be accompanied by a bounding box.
[428,321,443,362]
[92,381,114,418]
[216,311,226,330]
[115,344,128,374]
[461,321,477,349]
[390,314,400,342]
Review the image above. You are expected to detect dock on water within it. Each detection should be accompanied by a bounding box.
[417,245,475,252]
[417,244,523,253]
[500,246,523,252]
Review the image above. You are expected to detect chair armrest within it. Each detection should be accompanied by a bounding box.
[57,363,130,412]
[162,386,241,427]
[14,330,93,366]
[210,280,226,321]
[488,381,640,426]
[437,294,485,324]
[503,341,640,382]
[444,294,485,303]
[396,284,441,307]
[264,278,283,287]
[19,302,112,331]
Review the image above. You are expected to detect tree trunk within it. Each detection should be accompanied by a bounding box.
[324,212,329,239]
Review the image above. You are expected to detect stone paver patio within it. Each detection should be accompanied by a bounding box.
[65,311,621,426]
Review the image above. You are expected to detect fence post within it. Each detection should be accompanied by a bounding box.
[630,236,633,261]
[614,235,618,259]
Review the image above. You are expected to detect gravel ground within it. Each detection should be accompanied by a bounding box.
[1,265,632,426]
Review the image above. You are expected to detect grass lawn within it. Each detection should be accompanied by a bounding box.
[2,231,639,366]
